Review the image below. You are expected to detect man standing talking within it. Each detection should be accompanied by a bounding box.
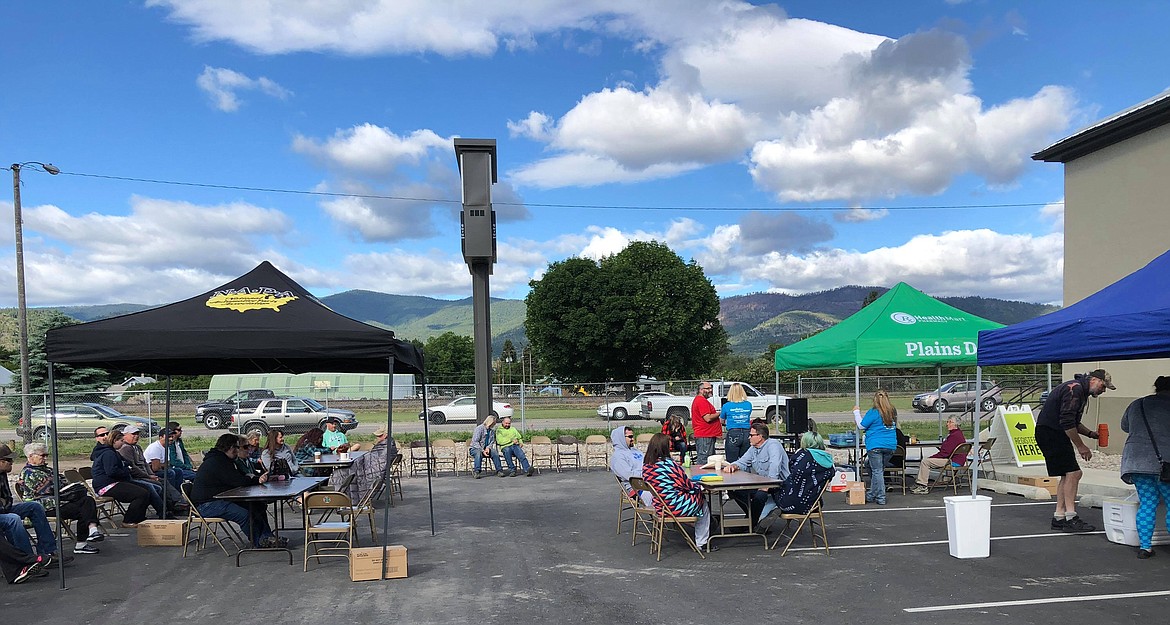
[691,382,720,465]
[1036,369,1112,532]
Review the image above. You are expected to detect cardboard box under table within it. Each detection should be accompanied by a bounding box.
[137,520,188,546]
[350,545,408,581]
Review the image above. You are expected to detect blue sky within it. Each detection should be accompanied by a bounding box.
[2,1,1168,309]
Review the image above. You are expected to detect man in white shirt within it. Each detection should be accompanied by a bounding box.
[143,429,186,492]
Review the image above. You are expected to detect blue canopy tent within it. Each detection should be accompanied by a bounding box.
[978,248,1170,365]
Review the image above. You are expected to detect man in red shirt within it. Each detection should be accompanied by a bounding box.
[691,382,721,464]
[911,417,965,494]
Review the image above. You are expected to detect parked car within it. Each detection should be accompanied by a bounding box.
[229,397,357,438]
[197,389,278,429]
[913,380,1002,412]
[17,403,161,440]
[597,392,674,420]
[420,396,513,425]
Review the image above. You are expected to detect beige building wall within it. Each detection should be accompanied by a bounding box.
[1061,121,1170,445]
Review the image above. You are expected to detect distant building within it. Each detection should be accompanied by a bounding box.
[209,373,417,400]
[1033,89,1170,435]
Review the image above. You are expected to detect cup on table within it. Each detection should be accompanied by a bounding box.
[314,451,322,462]
[339,452,350,462]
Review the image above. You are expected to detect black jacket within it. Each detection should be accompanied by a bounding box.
[191,448,259,505]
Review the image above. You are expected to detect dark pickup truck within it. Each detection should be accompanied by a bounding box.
[197,389,277,429]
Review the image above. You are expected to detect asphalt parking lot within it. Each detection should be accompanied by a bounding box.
[4,469,1165,624]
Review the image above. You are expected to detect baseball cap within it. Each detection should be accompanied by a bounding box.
[1089,369,1116,390]
[122,425,141,435]
[0,444,15,460]
[373,425,388,437]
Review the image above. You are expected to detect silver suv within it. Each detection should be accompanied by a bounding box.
[229,397,358,438]
[913,380,1002,413]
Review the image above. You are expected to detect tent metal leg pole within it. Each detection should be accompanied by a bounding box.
[421,373,435,536]
[47,365,67,590]
[973,367,982,497]
[854,366,861,477]
[381,357,396,580]
[938,366,944,440]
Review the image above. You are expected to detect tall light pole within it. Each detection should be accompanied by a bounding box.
[11,161,59,442]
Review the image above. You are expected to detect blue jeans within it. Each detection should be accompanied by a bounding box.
[132,479,167,518]
[197,500,272,547]
[725,429,750,463]
[470,447,502,472]
[0,502,58,556]
[695,438,717,465]
[501,445,531,472]
[155,467,184,492]
[867,448,894,504]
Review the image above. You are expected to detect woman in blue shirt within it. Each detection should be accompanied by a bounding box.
[720,383,754,462]
[854,389,898,505]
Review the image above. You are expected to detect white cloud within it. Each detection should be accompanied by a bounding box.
[292,125,451,175]
[196,65,290,112]
[510,153,702,188]
[1040,198,1064,231]
[835,208,889,223]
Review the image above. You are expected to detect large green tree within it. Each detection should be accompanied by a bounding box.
[422,332,475,384]
[525,241,726,383]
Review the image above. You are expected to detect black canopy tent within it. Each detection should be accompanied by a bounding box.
[43,261,427,585]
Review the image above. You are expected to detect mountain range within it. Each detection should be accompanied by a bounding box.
[24,285,1057,358]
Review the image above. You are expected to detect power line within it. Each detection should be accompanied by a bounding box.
[56,169,1062,212]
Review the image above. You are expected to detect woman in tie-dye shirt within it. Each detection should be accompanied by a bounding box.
[641,433,713,551]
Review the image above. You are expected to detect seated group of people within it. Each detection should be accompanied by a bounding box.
[191,424,394,549]
[467,415,537,478]
[610,422,836,551]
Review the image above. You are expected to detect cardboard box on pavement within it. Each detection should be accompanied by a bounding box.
[1017,476,1058,495]
[350,545,408,581]
[846,481,866,505]
[137,520,188,546]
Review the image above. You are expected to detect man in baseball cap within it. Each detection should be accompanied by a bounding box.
[1034,369,1114,533]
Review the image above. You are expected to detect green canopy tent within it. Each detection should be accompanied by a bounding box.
[774,282,1004,473]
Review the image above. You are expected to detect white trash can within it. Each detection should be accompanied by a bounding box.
[944,495,992,559]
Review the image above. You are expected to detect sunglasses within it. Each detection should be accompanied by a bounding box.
[95,432,109,437]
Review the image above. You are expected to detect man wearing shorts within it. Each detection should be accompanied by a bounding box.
[1035,369,1112,532]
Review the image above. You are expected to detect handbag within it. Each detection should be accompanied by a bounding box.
[57,481,88,505]
[1136,399,1170,483]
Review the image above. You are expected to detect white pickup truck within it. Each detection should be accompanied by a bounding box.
[639,381,791,426]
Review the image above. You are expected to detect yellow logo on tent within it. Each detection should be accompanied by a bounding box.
[206,288,298,313]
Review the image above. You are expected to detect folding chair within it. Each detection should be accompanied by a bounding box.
[181,482,241,557]
[629,477,705,561]
[303,491,355,571]
[431,439,458,476]
[337,475,385,545]
[884,446,908,495]
[769,480,831,556]
[388,452,404,503]
[528,436,554,472]
[409,440,434,477]
[67,468,125,529]
[932,443,974,494]
[614,475,654,544]
[555,435,581,472]
[584,435,609,470]
[976,437,998,480]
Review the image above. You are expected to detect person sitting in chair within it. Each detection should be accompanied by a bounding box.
[721,423,790,531]
[19,442,104,554]
[611,426,652,506]
[191,433,283,548]
[322,418,360,453]
[760,431,836,532]
[496,417,535,477]
[911,417,966,495]
[0,444,72,566]
[469,415,505,479]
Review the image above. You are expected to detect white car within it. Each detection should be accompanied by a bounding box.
[597,391,674,421]
[420,396,513,425]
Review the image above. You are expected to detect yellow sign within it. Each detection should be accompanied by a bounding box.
[999,406,1046,466]
[206,287,298,313]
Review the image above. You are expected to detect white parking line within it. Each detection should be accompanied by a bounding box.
[785,530,1105,552]
[904,589,1170,612]
[825,500,1054,513]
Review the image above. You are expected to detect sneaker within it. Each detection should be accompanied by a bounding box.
[756,509,782,534]
[508,471,517,477]
[13,564,37,584]
[1050,517,1066,531]
[75,544,100,555]
[28,556,50,577]
[46,553,75,567]
[1138,548,1155,559]
[1061,516,1096,533]
[526,466,536,477]
[496,471,507,477]
[910,485,931,495]
[474,471,482,479]
[697,542,719,552]
[87,530,105,543]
